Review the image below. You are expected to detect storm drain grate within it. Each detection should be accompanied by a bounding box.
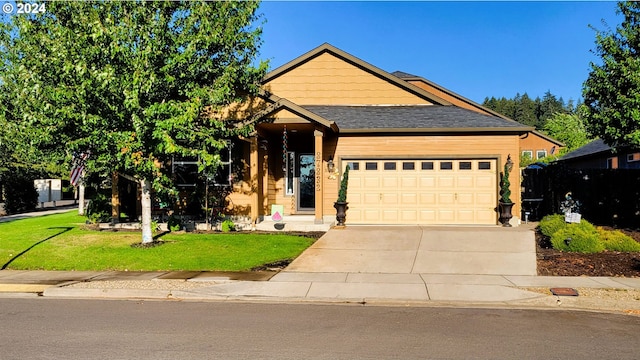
[550,287,579,296]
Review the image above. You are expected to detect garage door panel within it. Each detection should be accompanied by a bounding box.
[345,159,497,225]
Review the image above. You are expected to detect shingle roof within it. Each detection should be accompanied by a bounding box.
[558,139,611,161]
[301,105,531,132]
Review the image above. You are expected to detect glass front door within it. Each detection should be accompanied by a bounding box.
[298,154,315,210]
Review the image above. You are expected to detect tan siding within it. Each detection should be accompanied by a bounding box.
[265,53,432,105]
[323,134,522,220]
[407,80,493,115]
[520,133,563,159]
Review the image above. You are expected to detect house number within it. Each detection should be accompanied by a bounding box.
[315,152,321,191]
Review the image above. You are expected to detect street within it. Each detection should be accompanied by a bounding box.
[1,298,638,359]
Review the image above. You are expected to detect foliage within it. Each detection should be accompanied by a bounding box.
[0,1,268,243]
[597,227,640,252]
[483,91,574,130]
[0,211,315,271]
[85,193,112,224]
[2,167,39,214]
[542,111,592,151]
[167,215,182,232]
[583,1,640,147]
[538,214,567,237]
[550,224,604,253]
[221,219,236,232]
[336,164,350,203]
[499,158,512,203]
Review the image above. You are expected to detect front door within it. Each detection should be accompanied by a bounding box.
[297,154,315,210]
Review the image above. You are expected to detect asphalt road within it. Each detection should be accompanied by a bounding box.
[1,298,639,359]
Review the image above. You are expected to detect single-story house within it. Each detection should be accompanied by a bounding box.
[557,139,640,169]
[218,43,537,226]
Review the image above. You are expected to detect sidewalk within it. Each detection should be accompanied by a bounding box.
[1,269,639,314]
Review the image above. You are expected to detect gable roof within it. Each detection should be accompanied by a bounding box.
[253,91,339,132]
[262,43,452,106]
[301,105,532,133]
[559,139,611,161]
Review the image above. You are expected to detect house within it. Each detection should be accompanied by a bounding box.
[557,139,640,169]
[217,43,535,226]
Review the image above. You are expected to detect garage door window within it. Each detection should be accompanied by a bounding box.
[440,161,453,170]
[478,161,492,170]
[366,162,378,170]
[384,162,396,170]
[403,162,415,170]
[348,162,360,170]
[459,161,472,170]
[421,161,434,170]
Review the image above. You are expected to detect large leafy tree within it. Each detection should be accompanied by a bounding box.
[542,110,592,151]
[583,1,640,147]
[0,1,267,242]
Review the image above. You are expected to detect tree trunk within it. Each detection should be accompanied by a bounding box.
[140,178,153,244]
[77,183,85,216]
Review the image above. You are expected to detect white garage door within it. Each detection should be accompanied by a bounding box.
[345,159,498,225]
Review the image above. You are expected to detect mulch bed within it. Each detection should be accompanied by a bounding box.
[536,227,640,277]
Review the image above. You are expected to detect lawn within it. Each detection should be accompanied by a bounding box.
[0,211,316,271]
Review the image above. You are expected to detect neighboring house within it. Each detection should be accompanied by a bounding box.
[392,71,564,162]
[218,43,534,226]
[557,139,640,169]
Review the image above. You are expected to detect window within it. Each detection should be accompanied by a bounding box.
[402,162,415,170]
[365,162,378,170]
[627,153,640,162]
[478,161,492,170]
[384,162,396,170]
[522,150,533,160]
[440,161,453,170]
[459,161,472,170]
[213,140,233,186]
[348,162,360,170]
[284,151,295,195]
[536,150,547,159]
[421,161,434,170]
[173,156,199,187]
[607,157,618,169]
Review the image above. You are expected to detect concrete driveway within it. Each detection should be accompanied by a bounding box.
[286,226,537,276]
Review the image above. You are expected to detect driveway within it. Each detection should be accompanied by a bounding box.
[286,226,537,276]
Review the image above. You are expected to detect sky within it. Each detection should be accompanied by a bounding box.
[257,1,623,104]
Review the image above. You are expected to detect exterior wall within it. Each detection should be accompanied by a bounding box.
[322,133,522,222]
[264,52,432,105]
[519,132,562,161]
[406,80,492,114]
[564,151,640,170]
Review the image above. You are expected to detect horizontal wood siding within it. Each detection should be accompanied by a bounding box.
[406,80,493,115]
[265,53,432,105]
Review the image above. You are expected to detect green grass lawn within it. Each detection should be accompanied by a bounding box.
[0,211,316,271]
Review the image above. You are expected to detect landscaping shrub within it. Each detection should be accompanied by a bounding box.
[221,219,236,232]
[538,214,567,237]
[167,215,182,232]
[3,171,38,214]
[597,228,640,252]
[85,193,112,223]
[550,225,604,253]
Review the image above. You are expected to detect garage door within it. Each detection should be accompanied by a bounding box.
[345,159,498,225]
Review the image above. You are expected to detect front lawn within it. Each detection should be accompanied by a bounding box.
[0,211,316,271]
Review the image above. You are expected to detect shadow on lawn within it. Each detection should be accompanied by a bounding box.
[1,227,73,270]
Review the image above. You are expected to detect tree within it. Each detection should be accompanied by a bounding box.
[0,1,267,243]
[583,1,640,147]
[542,111,591,151]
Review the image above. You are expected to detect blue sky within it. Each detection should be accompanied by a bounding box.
[257,1,623,104]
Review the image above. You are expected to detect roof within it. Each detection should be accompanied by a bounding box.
[262,43,452,106]
[301,105,532,133]
[559,139,611,161]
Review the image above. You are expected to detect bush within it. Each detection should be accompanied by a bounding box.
[3,171,39,214]
[221,219,235,232]
[550,224,604,253]
[597,228,640,252]
[167,215,182,232]
[538,214,567,237]
[85,193,112,223]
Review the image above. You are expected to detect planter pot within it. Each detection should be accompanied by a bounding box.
[334,201,348,226]
[499,201,514,227]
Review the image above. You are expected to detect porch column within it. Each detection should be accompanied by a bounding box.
[250,137,259,228]
[314,130,324,224]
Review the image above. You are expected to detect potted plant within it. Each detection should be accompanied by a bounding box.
[334,164,350,226]
[499,155,514,227]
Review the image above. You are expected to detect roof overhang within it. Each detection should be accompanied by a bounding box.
[253,91,339,133]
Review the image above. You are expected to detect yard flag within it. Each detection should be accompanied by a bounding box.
[70,151,90,186]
